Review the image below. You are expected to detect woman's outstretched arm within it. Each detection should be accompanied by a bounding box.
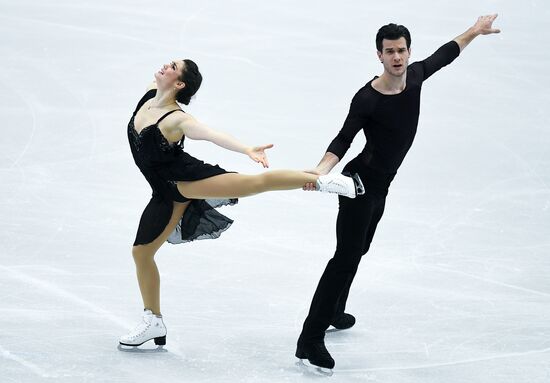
[178,114,273,168]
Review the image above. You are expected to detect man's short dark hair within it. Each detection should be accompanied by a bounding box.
[376,23,411,52]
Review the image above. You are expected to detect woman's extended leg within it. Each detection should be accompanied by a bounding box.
[177,170,318,199]
[131,201,190,315]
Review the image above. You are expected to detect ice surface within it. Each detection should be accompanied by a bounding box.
[1,0,549,382]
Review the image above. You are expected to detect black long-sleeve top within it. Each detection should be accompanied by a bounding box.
[327,41,461,174]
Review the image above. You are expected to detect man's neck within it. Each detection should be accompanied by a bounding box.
[372,72,407,95]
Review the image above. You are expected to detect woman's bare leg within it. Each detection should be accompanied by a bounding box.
[177,170,318,199]
[131,201,190,315]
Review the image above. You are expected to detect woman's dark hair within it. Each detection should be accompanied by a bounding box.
[375,23,411,52]
[176,59,202,105]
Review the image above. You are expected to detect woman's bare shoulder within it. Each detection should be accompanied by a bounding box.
[162,110,193,142]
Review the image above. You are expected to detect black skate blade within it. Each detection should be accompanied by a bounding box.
[351,173,365,196]
[296,358,334,376]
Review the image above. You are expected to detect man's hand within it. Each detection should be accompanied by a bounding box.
[302,152,340,190]
[454,14,501,52]
[246,144,273,168]
[303,169,321,191]
[472,14,501,35]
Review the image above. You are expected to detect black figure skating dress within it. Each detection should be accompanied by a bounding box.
[128,89,237,246]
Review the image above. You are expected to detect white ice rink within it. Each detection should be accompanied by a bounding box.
[1,1,549,382]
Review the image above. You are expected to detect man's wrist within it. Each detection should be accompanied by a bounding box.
[316,164,332,175]
[468,26,481,38]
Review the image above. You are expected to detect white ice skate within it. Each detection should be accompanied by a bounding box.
[119,309,167,347]
[316,172,365,198]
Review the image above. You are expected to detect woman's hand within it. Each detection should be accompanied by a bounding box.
[246,144,273,168]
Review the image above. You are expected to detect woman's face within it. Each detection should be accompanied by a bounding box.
[154,60,185,89]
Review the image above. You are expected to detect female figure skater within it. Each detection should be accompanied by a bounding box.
[119,59,363,347]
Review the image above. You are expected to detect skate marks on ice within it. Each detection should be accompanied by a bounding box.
[0,343,57,379]
[0,264,128,328]
[292,341,550,378]
[0,264,187,367]
[0,12,160,48]
[334,345,550,374]
[0,74,38,170]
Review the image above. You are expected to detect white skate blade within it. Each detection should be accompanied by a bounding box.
[296,359,334,376]
[117,344,167,353]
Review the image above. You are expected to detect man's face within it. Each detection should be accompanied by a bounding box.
[377,37,410,77]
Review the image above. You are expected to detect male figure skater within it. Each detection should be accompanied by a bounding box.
[296,15,501,369]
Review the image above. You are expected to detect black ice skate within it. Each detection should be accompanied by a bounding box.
[331,313,356,330]
[295,340,335,369]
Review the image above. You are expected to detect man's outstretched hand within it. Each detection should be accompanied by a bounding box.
[454,13,501,51]
[472,14,501,35]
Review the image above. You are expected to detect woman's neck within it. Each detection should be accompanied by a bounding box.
[150,87,177,108]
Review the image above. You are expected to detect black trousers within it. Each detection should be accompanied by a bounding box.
[299,157,395,343]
